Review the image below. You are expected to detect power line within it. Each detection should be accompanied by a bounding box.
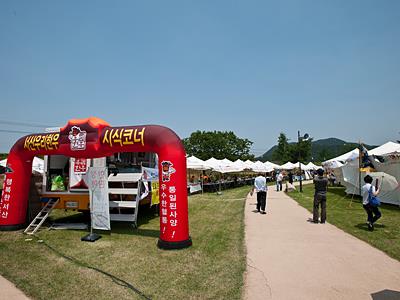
[0,129,35,134]
[0,119,53,128]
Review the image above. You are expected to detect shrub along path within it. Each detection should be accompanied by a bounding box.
[244,183,400,300]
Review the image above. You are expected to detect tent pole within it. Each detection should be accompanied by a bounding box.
[358,140,362,196]
[201,170,204,196]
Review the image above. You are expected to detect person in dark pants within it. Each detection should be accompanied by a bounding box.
[288,171,293,184]
[361,175,381,231]
[251,174,268,214]
[313,168,328,223]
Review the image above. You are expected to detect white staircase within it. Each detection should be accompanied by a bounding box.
[108,173,142,228]
[24,198,59,235]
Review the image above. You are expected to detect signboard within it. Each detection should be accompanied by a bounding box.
[69,158,90,190]
[189,183,202,194]
[87,167,110,231]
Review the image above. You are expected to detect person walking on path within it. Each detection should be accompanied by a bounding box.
[313,168,328,223]
[251,173,268,214]
[361,175,381,231]
[276,171,284,191]
[288,171,293,184]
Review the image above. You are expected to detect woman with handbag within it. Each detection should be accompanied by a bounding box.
[361,175,381,231]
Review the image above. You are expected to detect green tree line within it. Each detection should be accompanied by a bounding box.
[182,130,255,161]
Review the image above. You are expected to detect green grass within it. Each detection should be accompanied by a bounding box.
[0,186,249,300]
[288,184,400,261]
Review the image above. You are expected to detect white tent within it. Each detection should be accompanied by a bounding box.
[252,161,273,173]
[323,142,400,167]
[306,162,321,170]
[280,162,296,170]
[233,159,249,171]
[244,160,256,170]
[264,161,280,170]
[293,162,308,170]
[0,157,44,174]
[369,141,400,156]
[322,148,359,167]
[338,142,400,205]
[186,156,211,170]
[205,157,242,173]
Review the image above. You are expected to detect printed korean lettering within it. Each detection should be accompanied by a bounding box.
[24,133,59,151]
[74,158,88,174]
[102,127,145,147]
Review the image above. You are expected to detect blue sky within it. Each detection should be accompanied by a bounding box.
[0,1,399,155]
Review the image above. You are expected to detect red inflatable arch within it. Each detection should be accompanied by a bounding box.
[0,117,192,249]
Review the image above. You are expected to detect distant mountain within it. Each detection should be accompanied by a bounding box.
[257,138,377,163]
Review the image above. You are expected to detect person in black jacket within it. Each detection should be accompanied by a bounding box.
[313,168,328,224]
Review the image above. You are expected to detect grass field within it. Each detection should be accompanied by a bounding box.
[288,184,400,261]
[0,186,249,300]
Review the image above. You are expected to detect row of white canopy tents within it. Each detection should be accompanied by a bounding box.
[322,141,400,206]
[186,156,321,173]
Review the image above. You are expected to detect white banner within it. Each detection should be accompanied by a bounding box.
[88,167,110,231]
[69,158,90,190]
[189,183,202,194]
[142,166,159,182]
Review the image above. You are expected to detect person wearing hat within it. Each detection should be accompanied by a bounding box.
[312,168,328,223]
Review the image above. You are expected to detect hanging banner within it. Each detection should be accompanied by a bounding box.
[69,158,90,190]
[142,166,159,182]
[151,181,159,205]
[88,167,110,231]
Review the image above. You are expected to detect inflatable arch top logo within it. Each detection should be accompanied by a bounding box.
[0,117,192,249]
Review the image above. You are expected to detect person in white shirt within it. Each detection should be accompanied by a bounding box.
[251,174,268,214]
[361,175,381,231]
[276,172,284,191]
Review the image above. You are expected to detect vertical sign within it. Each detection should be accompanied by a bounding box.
[87,167,110,231]
[0,176,12,220]
[160,161,178,239]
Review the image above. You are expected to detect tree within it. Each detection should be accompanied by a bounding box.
[182,130,255,161]
[272,133,291,164]
[290,137,313,163]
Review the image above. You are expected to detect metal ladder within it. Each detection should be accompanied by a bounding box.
[24,198,59,235]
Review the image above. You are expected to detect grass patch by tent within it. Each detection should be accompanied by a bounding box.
[0,186,249,300]
[287,184,400,261]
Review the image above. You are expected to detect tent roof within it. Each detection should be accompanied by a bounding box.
[186,156,211,170]
[205,157,242,173]
[322,148,359,165]
[369,141,400,156]
[280,162,296,170]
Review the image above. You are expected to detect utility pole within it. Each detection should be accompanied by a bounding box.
[298,131,309,193]
[298,131,303,193]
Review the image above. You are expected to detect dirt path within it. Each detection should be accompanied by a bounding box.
[244,186,400,300]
